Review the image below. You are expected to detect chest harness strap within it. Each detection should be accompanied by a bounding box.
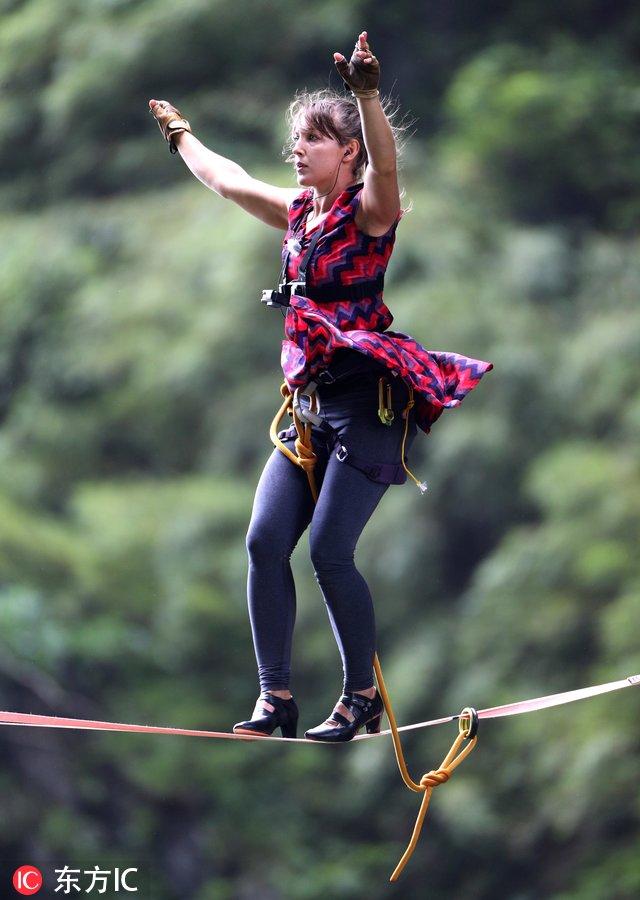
[261,206,385,310]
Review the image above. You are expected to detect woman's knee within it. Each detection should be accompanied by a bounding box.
[309,527,354,577]
[246,515,297,565]
[246,517,277,563]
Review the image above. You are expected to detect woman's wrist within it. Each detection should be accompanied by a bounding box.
[171,129,192,149]
[351,89,380,100]
[149,99,193,154]
[166,121,192,154]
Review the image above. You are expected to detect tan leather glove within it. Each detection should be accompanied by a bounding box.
[333,31,380,98]
[149,99,192,154]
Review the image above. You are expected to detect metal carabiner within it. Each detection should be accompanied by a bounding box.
[458,707,479,739]
[293,381,323,426]
[378,377,395,426]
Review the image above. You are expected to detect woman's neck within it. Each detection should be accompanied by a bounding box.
[310,178,357,218]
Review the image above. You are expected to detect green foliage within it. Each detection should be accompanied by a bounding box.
[440,40,640,228]
[0,0,362,205]
[3,0,640,231]
[0,3,639,898]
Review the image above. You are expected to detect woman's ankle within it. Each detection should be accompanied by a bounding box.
[263,688,293,700]
[350,686,376,699]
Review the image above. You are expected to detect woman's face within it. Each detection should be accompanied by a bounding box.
[290,119,350,189]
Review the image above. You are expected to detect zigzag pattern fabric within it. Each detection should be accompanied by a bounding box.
[281,184,493,433]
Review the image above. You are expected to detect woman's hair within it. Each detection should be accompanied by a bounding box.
[283,88,410,183]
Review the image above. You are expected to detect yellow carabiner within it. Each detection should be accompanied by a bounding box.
[378,377,394,426]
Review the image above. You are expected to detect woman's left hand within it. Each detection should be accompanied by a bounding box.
[334,31,380,95]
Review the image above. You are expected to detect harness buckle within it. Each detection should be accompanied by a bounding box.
[316,369,336,385]
[288,280,305,297]
[260,280,305,308]
[336,445,349,462]
[260,289,290,308]
[293,383,323,427]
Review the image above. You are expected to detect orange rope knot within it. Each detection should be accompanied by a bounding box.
[293,435,317,472]
[419,768,451,789]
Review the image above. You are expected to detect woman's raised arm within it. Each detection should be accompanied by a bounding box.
[333,33,400,236]
[149,99,299,230]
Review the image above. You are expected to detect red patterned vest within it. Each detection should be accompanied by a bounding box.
[281,183,492,433]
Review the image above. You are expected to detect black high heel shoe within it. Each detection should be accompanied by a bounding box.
[304,689,384,742]
[233,693,299,739]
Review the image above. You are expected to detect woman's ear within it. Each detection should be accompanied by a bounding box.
[343,139,360,161]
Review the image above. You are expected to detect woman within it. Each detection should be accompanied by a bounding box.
[149,32,491,743]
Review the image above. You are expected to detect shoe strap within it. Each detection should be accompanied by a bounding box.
[330,711,351,727]
[340,692,375,715]
[261,692,294,706]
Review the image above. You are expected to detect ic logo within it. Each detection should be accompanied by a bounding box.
[12,866,43,895]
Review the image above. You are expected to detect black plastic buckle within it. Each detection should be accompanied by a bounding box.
[260,289,289,308]
[287,280,305,297]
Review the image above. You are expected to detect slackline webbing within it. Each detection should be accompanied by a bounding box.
[0,672,636,741]
[2,672,637,881]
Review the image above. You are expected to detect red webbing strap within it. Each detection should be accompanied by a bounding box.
[3,675,636,881]
[356,673,640,740]
[478,673,639,719]
[1,675,636,741]
[0,710,314,743]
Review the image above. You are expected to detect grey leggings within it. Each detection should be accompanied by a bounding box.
[245,369,417,693]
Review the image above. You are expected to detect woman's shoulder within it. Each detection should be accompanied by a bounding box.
[290,188,313,212]
[338,182,364,211]
[343,183,400,240]
[286,189,312,230]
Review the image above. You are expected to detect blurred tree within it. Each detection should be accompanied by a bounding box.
[439,40,640,228]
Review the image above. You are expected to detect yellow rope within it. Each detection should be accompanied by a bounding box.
[270,380,476,881]
[269,383,318,502]
[399,387,428,493]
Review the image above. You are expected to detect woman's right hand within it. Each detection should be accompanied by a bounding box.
[148,99,192,153]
